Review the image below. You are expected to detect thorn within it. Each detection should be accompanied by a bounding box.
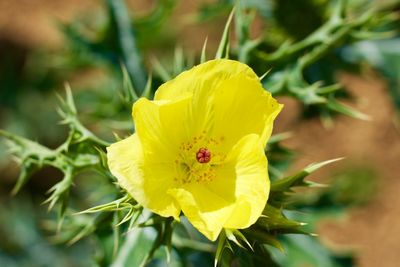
[215,7,235,59]
[200,36,208,63]
[259,68,272,81]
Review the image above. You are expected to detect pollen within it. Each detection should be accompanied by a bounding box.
[196,147,211,163]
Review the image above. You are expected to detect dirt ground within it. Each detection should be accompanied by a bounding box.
[0,0,99,49]
[275,71,400,267]
[1,1,400,267]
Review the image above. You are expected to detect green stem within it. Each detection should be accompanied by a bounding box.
[107,0,147,92]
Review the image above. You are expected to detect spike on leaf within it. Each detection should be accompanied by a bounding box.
[141,72,153,99]
[271,157,344,192]
[64,83,77,115]
[121,63,139,102]
[200,36,208,63]
[215,7,235,59]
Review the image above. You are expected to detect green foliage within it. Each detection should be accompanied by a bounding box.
[0,86,110,216]
[271,235,353,267]
[0,196,94,267]
[105,0,147,91]
[256,0,397,121]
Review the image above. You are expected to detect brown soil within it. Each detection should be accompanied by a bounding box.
[275,72,400,267]
[0,0,98,49]
[1,1,400,267]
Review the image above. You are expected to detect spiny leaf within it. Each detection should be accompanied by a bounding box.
[128,207,143,230]
[64,213,113,246]
[139,217,175,267]
[44,167,74,212]
[291,82,328,105]
[327,100,371,121]
[200,36,208,63]
[173,46,185,75]
[11,160,39,195]
[64,83,77,115]
[271,158,344,192]
[268,132,292,145]
[121,63,139,102]
[243,228,284,252]
[95,146,108,168]
[304,158,345,173]
[57,86,110,147]
[315,83,342,94]
[259,68,272,81]
[151,57,172,82]
[235,3,259,63]
[116,208,141,227]
[259,205,307,231]
[215,7,235,59]
[225,229,246,250]
[0,129,56,161]
[106,0,147,90]
[76,194,136,214]
[141,72,153,99]
[67,221,96,245]
[215,230,231,267]
[226,229,253,251]
[1,128,103,214]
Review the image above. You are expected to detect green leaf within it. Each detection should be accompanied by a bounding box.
[106,0,147,91]
[151,57,172,82]
[225,229,248,250]
[243,228,284,252]
[11,160,39,195]
[121,63,139,102]
[271,158,344,192]
[327,100,371,121]
[200,36,208,63]
[258,205,307,233]
[259,68,272,82]
[0,129,57,162]
[141,73,153,99]
[268,132,292,145]
[233,230,253,251]
[215,8,235,59]
[270,235,353,267]
[215,230,232,267]
[44,166,74,213]
[173,46,185,75]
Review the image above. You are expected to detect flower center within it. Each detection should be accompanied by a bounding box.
[196,147,211,163]
[174,135,226,184]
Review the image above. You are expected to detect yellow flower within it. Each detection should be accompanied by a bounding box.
[107,59,282,241]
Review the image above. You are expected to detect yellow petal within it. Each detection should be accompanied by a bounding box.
[132,96,192,162]
[168,184,235,241]
[220,134,269,229]
[212,75,283,151]
[154,59,257,101]
[107,134,180,219]
[154,59,282,151]
[154,59,261,136]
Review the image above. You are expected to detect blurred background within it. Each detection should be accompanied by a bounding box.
[0,0,399,266]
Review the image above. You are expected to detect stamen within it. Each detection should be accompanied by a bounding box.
[196,147,211,163]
